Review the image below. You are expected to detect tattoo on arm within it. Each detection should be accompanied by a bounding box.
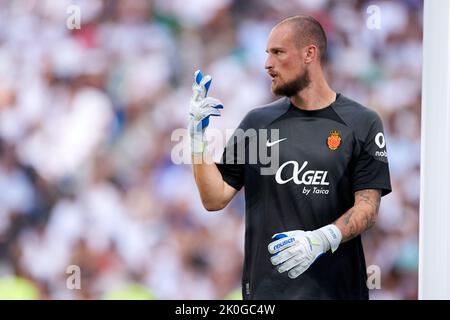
[334,189,382,243]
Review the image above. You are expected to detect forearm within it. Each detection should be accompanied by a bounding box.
[191,154,230,211]
[333,189,381,243]
[188,69,232,211]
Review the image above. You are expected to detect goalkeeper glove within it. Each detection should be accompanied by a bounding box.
[188,69,224,154]
[268,224,342,279]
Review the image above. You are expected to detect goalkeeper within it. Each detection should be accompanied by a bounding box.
[189,15,391,299]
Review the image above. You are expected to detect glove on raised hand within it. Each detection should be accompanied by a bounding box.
[188,70,223,154]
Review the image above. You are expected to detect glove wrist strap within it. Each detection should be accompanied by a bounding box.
[317,224,342,253]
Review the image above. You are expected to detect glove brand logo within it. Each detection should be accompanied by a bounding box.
[266,138,287,147]
[273,237,295,251]
[275,160,330,186]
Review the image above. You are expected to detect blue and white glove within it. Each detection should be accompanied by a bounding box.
[189,70,224,154]
[268,224,342,279]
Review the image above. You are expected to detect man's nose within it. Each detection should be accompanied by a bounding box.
[265,55,273,70]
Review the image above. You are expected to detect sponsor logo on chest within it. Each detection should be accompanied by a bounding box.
[275,160,330,196]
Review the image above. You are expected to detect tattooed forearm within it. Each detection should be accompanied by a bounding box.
[354,189,381,213]
[334,189,381,243]
[341,209,357,239]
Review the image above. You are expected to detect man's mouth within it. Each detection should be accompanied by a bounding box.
[269,73,278,82]
[268,71,277,78]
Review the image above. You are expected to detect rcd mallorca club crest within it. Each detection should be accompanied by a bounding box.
[327,130,341,151]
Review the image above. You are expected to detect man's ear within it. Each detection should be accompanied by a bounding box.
[304,45,318,64]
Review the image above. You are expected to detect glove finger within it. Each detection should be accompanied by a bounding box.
[194,70,203,85]
[194,98,223,116]
[207,107,222,117]
[272,233,288,241]
[201,106,222,117]
[204,78,212,95]
[199,74,212,98]
[192,86,202,102]
[192,70,206,102]
[287,260,311,279]
[277,252,308,273]
[270,244,300,266]
[271,230,301,240]
[268,231,301,255]
[199,74,211,87]
[276,238,312,272]
[201,97,223,108]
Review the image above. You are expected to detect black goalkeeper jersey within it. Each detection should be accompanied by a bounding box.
[216,93,391,300]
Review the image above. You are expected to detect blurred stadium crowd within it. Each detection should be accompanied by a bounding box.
[0,0,421,299]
